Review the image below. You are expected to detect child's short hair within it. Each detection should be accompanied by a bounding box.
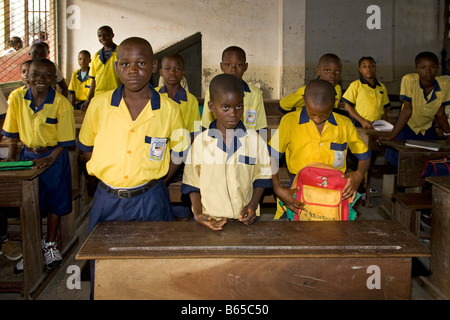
[415,51,439,66]
[98,25,113,34]
[162,53,184,68]
[318,53,342,67]
[358,56,376,66]
[209,74,244,102]
[21,60,32,68]
[30,58,56,75]
[222,46,246,62]
[79,50,91,58]
[304,79,336,107]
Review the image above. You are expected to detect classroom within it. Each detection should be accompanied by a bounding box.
[0,0,449,303]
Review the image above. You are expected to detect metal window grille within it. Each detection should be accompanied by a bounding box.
[1,0,56,84]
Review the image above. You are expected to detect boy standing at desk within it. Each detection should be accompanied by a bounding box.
[201,46,267,132]
[182,74,272,231]
[380,52,450,166]
[81,26,121,110]
[68,50,92,109]
[270,80,371,219]
[1,59,76,269]
[278,53,343,114]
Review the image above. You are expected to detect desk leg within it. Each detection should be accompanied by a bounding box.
[20,179,44,299]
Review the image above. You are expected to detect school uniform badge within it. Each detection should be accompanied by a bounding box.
[245,110,257,127]
[150,138,167,161]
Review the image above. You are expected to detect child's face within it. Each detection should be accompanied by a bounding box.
[28,63,55,95]
[20,64,30,85]
[315,60,342,86]
[305,100,333,127]
[159,57,185,86]
[208,90,244,131]
[416,57,439,83]
[115,42,155,92]
[78,53,91,70]
[359,59,376,80]
[220,51,248,80]
[97,28,114,47]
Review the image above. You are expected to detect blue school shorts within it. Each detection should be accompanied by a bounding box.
[20,146,72,215]
[88,179,173,233]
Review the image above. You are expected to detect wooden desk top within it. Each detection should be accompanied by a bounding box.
[0,167,47,181]
[425,176,450,193]
[76,220,430,260]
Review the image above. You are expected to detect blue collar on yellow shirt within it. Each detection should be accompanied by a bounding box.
[158,85,187,104]
[77,67,90,83]
[24,87,56,113]
[98,44,117,64]
[419,78,441,103]
[360,77,382,89]
[298,106,338,126]
[241,80,251,93]
[208,120,247,159]
[110,83,161,110]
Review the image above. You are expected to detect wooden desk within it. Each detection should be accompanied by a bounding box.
[425,176,450,299]
[77,220,429,300]
[0,168,47,299]
[357,128,391,151]
[382,140,450,188]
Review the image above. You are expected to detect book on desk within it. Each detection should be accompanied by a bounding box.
[405,140,442,151]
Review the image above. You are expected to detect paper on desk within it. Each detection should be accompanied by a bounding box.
[372,120,393,131]
[405,140,441,151]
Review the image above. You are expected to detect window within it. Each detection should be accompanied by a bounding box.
[0,0,56,84]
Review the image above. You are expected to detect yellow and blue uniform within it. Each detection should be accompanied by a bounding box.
[68,68,92,108]
[157,85,201,135]
[78,83,191,230]
[342,78,390,125]
[279,84,342,114]
[269,108,371,219]
[1,87,76,215]
[88,44,121,96]
[181,121,272,219]
[201,80,267,131]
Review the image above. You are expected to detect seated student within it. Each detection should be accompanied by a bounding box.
[157,53,201,221]
[201,46,267,132]
[270,79,371,219]
[182,74,272,231]
[380,52,450,166]
[342,56,390,129]
[1,59,76,269]
[29,42,69,97]
[68,50,92,109]
[278,53,343,114]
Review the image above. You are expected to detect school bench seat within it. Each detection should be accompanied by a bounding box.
[392,192,432,239]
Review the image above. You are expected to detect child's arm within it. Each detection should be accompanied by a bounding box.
[31,146,64,169]
[379,101,412,141]
[343,102,373,129]
[239,187,264,225]
[342,157,370,202]
[189,192,227,231]
[70,92,76,107]
[57,80,69,98]
[163,159,181,185]
[435,107,450,142]
[80,79,96,110]
[272,171,304,214]
[5,138,18,162]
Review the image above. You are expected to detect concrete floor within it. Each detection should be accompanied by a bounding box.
[0,176,439,300]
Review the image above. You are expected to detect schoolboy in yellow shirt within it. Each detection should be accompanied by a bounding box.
[68,50,92,109]
[342,56,390,128]
[2,59,76,269]
[380,52,450,166]
[182,74,272,231]
[270,80,371,219]
[202,46,267,132]
[278,53,343,114]
[81,26,121,110]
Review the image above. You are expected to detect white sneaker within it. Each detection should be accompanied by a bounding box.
[42,241,62,270]
[13,258,23,274]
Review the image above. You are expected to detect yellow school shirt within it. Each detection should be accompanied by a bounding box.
[269,107,370,175]
[279,84,342,113]
[2,88,76,148]
[201,80,267,131]
[400,73,450,135]
[78,84,191,188]
[182,121,272,219]
[68,68,92,102]
[156,85,201,134]
[88,44,121,96]
[342,78,390,122]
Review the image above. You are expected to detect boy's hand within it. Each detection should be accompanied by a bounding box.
[361,119,373,129]
[239,205,257,226]
[31,156,56,169]
[80,100,90,111]
[276,187,304,214]
[194,212,227,231]
[342,171,364,202]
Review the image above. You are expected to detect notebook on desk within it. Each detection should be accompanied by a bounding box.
[372,120,393,131]
[405,140,442,151]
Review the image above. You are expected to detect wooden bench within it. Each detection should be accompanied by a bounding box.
[392,192,432,238]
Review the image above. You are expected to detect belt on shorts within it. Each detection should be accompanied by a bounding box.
[26,146,51,154]
[98,179,160,199]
